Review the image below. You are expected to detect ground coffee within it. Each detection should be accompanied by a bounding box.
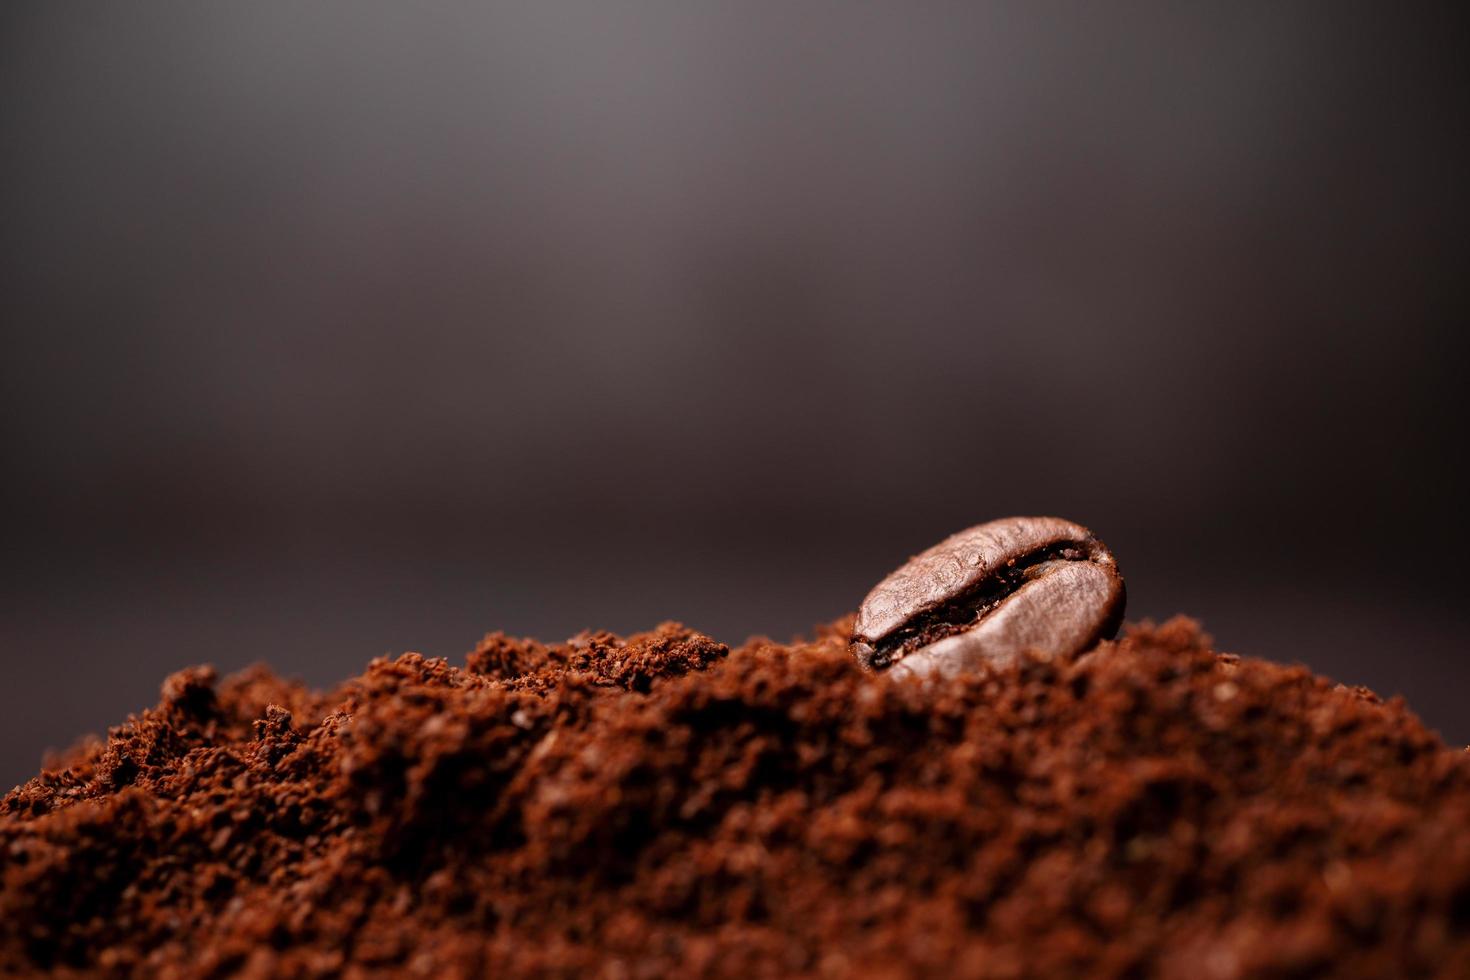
[3,618,1468,977]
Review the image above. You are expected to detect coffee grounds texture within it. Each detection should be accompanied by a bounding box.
[3,618,1468,978]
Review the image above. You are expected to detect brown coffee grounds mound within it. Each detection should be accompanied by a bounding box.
[3,618,1469,978]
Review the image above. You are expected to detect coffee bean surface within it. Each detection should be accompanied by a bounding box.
[852,516,1124,677]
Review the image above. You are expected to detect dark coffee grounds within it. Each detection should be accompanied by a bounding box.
[3,618,1469,977]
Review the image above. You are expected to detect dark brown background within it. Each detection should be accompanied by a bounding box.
[2,4,1466,790]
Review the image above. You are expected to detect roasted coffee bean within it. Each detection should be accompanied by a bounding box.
[852,517,1125,679]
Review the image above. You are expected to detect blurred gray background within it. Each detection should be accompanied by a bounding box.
[3,4,1466,789]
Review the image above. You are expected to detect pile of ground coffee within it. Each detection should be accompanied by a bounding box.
[3,618,1468,977]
